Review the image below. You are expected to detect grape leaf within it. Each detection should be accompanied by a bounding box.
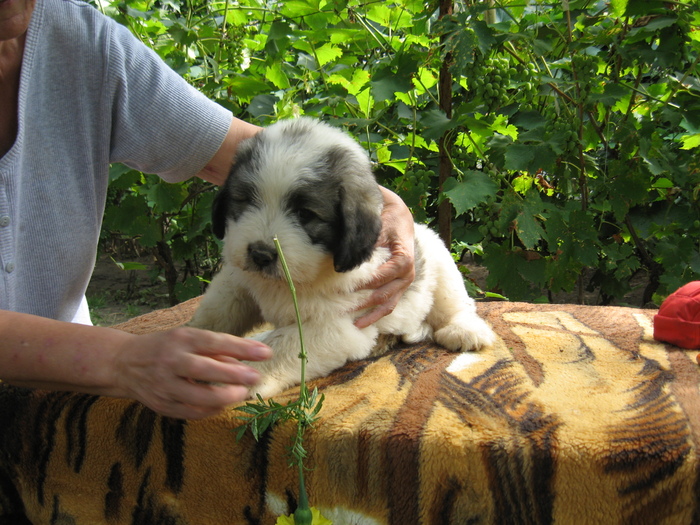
[443,171,499,216]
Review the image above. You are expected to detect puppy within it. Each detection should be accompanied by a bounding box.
[189,117,495,398]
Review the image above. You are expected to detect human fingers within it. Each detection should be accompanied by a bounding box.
[354,233,415,328]
[368,186,416,290]
[361,239,415,292]
[171,377,253,412]
[377,187,415,254]
[142,380,252,420]
[124,356,256,420]
[174,351,262,386]
[354,277,404,328]
[182,327,272,362]
[142,328,268,395]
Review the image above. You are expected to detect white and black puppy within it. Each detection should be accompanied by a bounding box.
[189,117,495,398]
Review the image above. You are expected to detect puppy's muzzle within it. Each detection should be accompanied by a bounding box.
[247,241,278,271]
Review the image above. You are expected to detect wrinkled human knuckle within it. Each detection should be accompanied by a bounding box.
[398,256,413,270]
[371,292,388,307]
[186,360,208,380]
[156,350,180,369]
[167,327,194,344]
[382,291,397,305]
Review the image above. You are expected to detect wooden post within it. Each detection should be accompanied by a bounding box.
[437,0,454,248]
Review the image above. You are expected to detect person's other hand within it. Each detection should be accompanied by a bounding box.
[354,187,415,329]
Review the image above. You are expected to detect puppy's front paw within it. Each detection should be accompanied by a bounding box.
[248,378,286,400]
[434,317,496,351]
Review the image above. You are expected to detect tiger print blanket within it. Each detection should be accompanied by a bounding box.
[0,299,699,525]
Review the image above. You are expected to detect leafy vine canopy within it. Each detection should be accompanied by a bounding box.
[94,0,700,306]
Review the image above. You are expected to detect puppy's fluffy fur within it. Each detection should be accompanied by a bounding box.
[189,118,495,398]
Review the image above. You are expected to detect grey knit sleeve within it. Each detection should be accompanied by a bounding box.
[105,21,233,183]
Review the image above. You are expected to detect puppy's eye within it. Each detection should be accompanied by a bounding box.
[230,195,253,210]
[296,208,318,223]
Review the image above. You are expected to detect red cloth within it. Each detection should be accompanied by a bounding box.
[653,281,700,349]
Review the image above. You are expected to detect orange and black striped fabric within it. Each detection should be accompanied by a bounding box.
[0,299,698,524]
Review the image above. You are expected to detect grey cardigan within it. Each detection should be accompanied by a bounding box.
[0,0,232,323]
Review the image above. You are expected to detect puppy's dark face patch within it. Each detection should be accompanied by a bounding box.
[212,140,265,239]
[225,177,258,221]
[284,178,342,253]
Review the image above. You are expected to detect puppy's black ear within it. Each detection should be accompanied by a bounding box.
[332,146,384,272]
[211,189,229,240]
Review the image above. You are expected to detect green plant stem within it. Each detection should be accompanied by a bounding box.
[273,237,314,523]
[294,464,312,525]
[273,236,309,404]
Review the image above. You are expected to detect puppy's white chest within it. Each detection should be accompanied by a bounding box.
[255,284,365,327]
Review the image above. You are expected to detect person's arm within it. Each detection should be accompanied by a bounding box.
[196,117,261,185]
[354,186,416,328]
[0,310,271,419]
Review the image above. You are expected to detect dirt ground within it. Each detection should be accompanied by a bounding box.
[86,253,653,326]
[86,255,173,326]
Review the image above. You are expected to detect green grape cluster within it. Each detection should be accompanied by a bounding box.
[461,53,482,78]
[477,217,501,239]
[468,57,515,111]
[394,167,436,218]
[452,146,503,179]
[570,54,598,106]
[484,163,500,179]
[517,62,540,111]
[451,148,477,175]
[404,167,435,195]
[473,198,503,240]
[546,115,580,156]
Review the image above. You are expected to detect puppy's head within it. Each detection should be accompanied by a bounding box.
[212,118,383,282]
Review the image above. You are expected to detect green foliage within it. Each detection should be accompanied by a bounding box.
[101,164,219,304]
[93,0,249,303]
[234,388,324,461]
[96,0,700,306]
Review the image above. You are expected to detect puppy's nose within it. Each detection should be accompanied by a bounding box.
[248,242,278,269]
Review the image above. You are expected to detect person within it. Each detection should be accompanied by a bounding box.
[0,0,415,419]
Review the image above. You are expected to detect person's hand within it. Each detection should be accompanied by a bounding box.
[354,187,415,328]
[112,327,271,419]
